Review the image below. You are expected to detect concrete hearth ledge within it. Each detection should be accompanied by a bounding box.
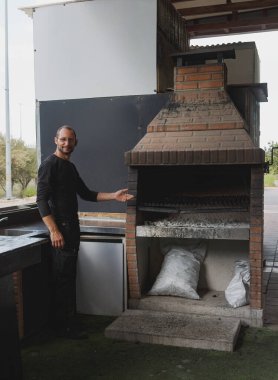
[105,309,241,352]
[129,293,264,327]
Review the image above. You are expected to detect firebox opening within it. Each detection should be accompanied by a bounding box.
[137,165,251,216]
[133,163,252,308]
[136,237,249,299]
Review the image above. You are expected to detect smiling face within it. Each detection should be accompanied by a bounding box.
[54,127,77,160]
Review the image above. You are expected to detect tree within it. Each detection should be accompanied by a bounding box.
[264,141,278,174]
[0,133,37,195]
[0,135,6,192]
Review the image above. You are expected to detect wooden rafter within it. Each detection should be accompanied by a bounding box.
[187,14,278,35]
[177,0,278,17]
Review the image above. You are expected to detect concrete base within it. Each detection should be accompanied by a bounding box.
[129,291,264,327]
[105,309,241,352]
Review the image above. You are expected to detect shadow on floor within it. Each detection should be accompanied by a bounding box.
[21,314,278,380]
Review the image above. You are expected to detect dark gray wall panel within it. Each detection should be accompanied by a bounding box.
[39,94,169,212]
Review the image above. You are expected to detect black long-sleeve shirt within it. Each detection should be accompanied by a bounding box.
[36,154,98,220]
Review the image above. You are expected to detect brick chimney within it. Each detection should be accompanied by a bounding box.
[125,62,264,166]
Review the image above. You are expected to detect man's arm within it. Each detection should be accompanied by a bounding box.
[42,214,65,249]
[97,189,134,202]
[37,160,65,249]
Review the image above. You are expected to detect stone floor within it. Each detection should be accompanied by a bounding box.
[263,188,278,326]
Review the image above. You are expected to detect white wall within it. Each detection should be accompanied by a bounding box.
[33,0,157,101]
[225,44,260,85]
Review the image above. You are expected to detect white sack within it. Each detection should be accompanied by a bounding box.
[148,241,207,300]
[225,260,250,308]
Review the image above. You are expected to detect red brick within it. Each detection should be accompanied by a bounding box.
[249,234,262,243]
[212,73,224,80]
[249,251,263,260]
[126,246,136,255]
[125,223,136,232]
[126,252,137,261]
[249,290,262,298]
[126,213,136,224]
[127,261,137,270]
[250,299,262,309]
[128,275,139,285]
[249,242,262,252]
[208,122,239,130]
[127,268,138,277]
[186,73,211,81]
[129,290,141,299]
[250,268,262,278]
[181,123,208,130]
[126,238,136,248]
[250,259,263,268]
[250,216,263,226]
[126,231,136,239]
[129,284,140,292]
[198,64,224,73]
[175,82,198,90]
[175,75,184,82]
[176,66,198,75]
[198,80,224,89]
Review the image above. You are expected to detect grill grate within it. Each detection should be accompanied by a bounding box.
[139,195,249,213]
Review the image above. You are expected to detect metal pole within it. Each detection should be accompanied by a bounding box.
[19,103,22,140]
[4,0,12,199]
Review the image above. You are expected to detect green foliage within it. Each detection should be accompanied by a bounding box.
[21,185,37,198]
[264,173,277,187]
[0,133,37,196]
[0,136,6,192]
[264,141,278,174]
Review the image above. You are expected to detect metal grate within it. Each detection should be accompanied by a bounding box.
[139,195,249,213]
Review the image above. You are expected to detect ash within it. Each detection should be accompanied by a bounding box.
[145,212,249,228]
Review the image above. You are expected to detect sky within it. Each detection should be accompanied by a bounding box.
[0,1,278,148]
[0,0,61,147]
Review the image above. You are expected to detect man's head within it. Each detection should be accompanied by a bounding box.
[54,125,78,159]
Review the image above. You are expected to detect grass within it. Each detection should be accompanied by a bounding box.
[0,181,36,200]
[21,315,278,380]
[264,174,278,187]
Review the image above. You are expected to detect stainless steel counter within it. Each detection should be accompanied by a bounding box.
[79,216,125,235]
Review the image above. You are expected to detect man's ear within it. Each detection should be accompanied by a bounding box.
[54,136,58,144]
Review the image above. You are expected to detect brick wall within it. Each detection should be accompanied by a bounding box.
[249,166,264,309]
[126,167,141,299]
[174,64,226,91]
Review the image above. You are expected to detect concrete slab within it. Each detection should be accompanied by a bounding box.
[105,309,241,352]
[129,292,263,327]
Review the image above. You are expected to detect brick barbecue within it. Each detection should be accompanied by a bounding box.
[124,49,266,322]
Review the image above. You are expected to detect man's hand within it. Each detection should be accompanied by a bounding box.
[50,229,65,249]
[42,214,65,249]
[114,188,134,202]
[97,189,134,202]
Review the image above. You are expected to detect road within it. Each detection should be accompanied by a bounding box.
[264,187,278,213]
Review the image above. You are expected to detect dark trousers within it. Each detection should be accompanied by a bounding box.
[49,219,80,330]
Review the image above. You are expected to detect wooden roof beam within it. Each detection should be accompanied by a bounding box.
[178,0,278,17]
[187,15,278,34]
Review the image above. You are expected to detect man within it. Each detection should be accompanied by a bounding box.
[36,125,133,338]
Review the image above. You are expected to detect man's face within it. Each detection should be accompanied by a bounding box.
[55,128,77,156]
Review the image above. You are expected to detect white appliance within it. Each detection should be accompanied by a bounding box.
[76,235,126,316]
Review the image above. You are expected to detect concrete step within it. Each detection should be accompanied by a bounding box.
[105,309,241,352]
[129,293,263,327]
